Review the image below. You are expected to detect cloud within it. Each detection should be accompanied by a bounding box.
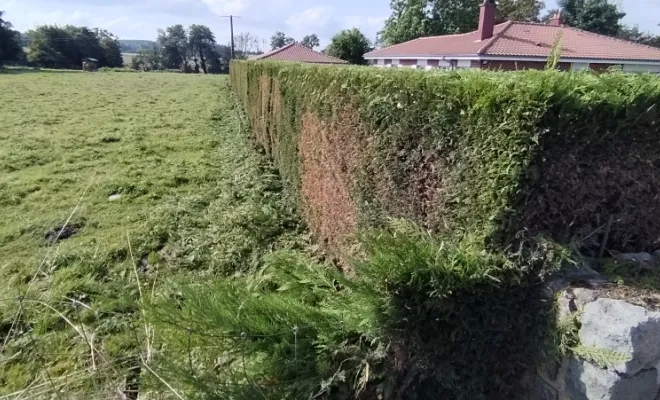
[202,0,250,16]
[106,16,131,28]
[286,6,333,33]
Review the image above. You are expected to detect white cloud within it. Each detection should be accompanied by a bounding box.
[106,16,131,28]
[202,0,250,16]
[286,6,333,33]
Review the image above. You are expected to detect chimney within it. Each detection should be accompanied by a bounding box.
[478,0,497,41]
[549,10,562,26]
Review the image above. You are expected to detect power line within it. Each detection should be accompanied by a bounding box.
[219,15,241,60]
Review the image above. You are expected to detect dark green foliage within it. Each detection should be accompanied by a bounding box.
[188,24,216,74]
[380,0,543,45]
[157,24,189,71]
[495,0,544,23]
[97,30,123,68]
[618,25,660,48]
[301,34,320,49]
[557,0,625,36]
[325,29,373,65]
[0,11,22,67]
[149,221,563,399]
[135,24,224,73]
[380,0,436,45]
[270,31,295,49]
[232,61,660,254]
[26,25,123,69]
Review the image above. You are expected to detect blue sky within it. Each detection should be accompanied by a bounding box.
[0,0,657,49]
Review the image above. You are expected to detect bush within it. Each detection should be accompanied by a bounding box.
[148,221,564,399]
[230,61,660,256]
[98,67,138,72]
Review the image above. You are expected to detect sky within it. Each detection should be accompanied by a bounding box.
[0,0,658,49]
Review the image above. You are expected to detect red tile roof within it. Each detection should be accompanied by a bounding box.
[365,22,660,62]
[256,42,347,64]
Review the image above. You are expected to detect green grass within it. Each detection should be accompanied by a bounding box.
[0,70,306,396]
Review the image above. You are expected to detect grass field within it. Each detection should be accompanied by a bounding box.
[0,70,305,396]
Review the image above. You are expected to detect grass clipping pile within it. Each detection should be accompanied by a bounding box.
[151,62,660,399]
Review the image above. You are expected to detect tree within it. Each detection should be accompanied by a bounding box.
[188,24,215,73]
[496,0,544,23]
[0,11,22,66]
[325,28,373,65]
[270,32,294,49]
[26,25,122,69]
[618,25,660,48]
[95,29,123,67]
[556,0,625,36]
[234,32,260,58]
[380,0,432,46]
[158,24,189,72]
[131,45,161,71]
[300,34,320,49]
[381,0,547,46]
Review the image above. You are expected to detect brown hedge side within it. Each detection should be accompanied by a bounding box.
[230,61,660,256]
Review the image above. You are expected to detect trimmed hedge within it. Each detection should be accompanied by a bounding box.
[230,61,660,255]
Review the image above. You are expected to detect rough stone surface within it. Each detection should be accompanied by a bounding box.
[564,358,658,400]
[557,287,602,319]
[614,252,653,264]
[532,375,559,400]
[580,299,660,375]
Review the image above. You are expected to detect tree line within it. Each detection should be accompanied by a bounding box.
[266,30,373,65]
[0,11,24,67]
[3,0,657,71]
[381,0,660,47]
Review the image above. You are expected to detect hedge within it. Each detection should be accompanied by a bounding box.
[230,61,660,256]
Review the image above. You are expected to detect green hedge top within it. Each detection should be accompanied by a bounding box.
[231,61,660,254]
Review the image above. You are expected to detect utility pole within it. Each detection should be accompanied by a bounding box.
[220,15,240,60]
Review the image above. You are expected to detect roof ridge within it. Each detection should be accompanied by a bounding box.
[291,42,346,63]
[565,25,660,53]
[421,22,511,40]
[477,20,514,54]
[257,42,296,59]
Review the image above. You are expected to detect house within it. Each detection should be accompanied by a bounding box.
[364,0,660,73]
[82,57,98,71]
[254,42,347,65]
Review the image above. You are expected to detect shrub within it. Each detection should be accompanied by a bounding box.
[230,62,660,256]
[148,221,563,399]
[98,66,138,72]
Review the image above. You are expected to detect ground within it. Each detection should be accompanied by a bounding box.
[0,70,304,397]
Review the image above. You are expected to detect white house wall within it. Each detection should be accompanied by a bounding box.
[367,57,660,73]
[622,64,660,73]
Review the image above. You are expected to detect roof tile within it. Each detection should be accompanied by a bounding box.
[365,22,660,62]
[256,43,347,64]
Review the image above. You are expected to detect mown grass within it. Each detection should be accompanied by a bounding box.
[0,70,306,396]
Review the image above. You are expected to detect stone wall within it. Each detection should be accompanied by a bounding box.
[527,273,660,400]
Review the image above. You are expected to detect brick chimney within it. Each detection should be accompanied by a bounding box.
[478,0,497,41]
[549,10,562,26]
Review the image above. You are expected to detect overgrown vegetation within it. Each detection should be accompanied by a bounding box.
[0,71,307,396]
[149,221,564,400]
[232,61,660,257]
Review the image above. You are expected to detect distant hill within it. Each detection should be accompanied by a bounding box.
[119,40,157,53]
